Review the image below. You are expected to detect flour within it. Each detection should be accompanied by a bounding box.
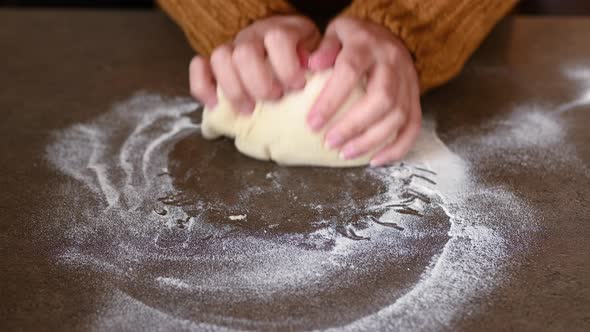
[157,276,191,289]
[559,66,590,113]
[43,65,588,331]
[480,106,566,149]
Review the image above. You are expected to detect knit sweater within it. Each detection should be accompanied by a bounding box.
[158,0,516,93]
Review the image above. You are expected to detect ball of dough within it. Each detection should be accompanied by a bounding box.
[201,70,385,167]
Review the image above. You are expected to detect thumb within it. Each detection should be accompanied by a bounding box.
[308,34,342,71]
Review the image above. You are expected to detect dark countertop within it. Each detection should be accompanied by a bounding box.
[1,9,588,332]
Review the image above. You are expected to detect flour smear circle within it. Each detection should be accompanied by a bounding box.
[45,66,589,330]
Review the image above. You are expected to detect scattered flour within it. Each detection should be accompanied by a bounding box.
[560,66,590,113]
[43,64,588,331]
[157,276,191,290]
[43,93,524,330]
[480,106,566,148]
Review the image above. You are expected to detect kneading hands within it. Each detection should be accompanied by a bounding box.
[190,15,422,167]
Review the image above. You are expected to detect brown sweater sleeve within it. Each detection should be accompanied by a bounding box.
[157,0,296,55]
[341,0,517,92]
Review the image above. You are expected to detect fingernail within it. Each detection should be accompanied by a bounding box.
[325,133,342,149]
[341,145,358,160]
[308,114,324,131]
[270,84,283,99]
[307,55,320,70]
[299,49,310,68]
[206,96,218,109]
[240,101,255,114]
[370,158,385,168]
[291,76,306,90]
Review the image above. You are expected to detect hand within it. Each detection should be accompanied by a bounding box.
[189,15,321,114]
[306,17,422,166]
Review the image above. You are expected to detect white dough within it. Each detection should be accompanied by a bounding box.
[201,70,391,167]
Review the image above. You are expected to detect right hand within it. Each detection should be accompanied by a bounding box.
[189,15,321,114]
[305,17,422,166]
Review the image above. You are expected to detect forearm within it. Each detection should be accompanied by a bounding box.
[157,0,296,55]
[341,0,517,93]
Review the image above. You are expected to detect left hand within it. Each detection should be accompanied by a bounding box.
[306,17,422,167]
[189,15,320,114]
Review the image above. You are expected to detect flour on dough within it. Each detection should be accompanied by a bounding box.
[201,70,389,167]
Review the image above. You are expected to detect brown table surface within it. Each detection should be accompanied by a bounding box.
[1,9,589,332]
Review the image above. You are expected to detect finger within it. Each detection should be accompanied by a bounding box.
[298,45,311,70]
[307,46,373,131]
[189,56,217,108]
[323,94,387,150]
[324,64,397,149]
[370,101,422,167]
[340,108,407,160]
[210,44,254,114]
[233,41,282,100]
[308,35,341,71]
[264,28,307,90]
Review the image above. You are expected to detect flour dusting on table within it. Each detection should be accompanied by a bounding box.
[43,65,588,330]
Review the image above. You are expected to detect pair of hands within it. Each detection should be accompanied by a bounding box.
[190,15,421,166]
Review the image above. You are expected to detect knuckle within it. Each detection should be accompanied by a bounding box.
[360,135,382,153]
[354,30,375,45]
[375,126,392,142]
[385,41,400,55]
[210,45,232,66]
[330,16,353,31]
[321,98,340,117]
[299,17,318,33]
[344,112,368,134]
[344,121,364,137]
[264,27,293,45]
[381,43,398,59]
[248,72,276,98]
[219,84,245,102]
[279,67,302,86]
[254,81,275,98]
[391,110,407,129]
[224,85,245,101]
[366,34,379,46]
[235,28,256,43]
[232,43,257,64]
[374,90,395,110]
[338,57,363,78]
[314,103,332,119]
[227,93,247,107]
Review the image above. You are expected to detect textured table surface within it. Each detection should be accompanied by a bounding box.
[1,10,589,331]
